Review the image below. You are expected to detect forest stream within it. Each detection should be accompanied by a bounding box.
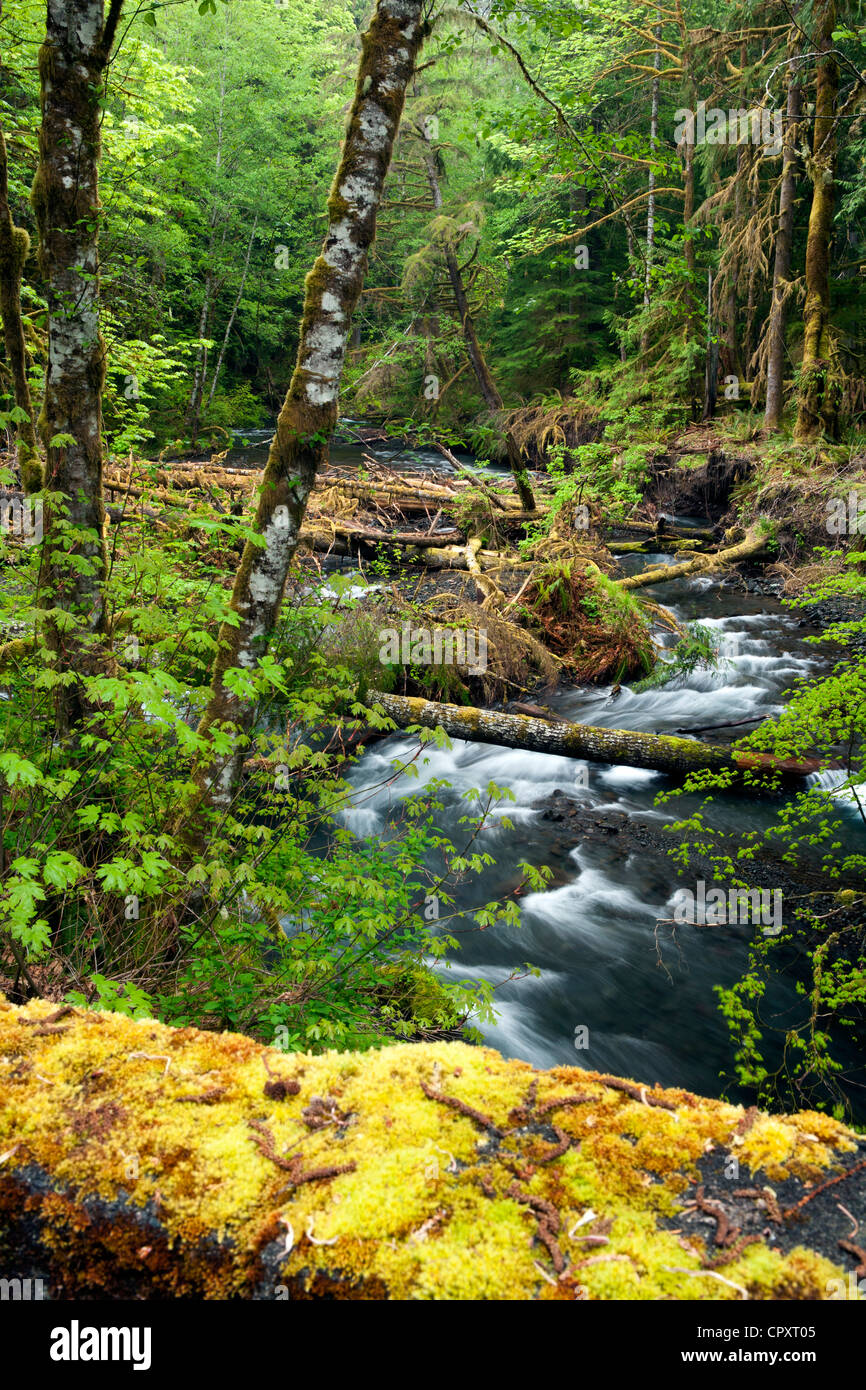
[6,0,866,1315]
[235,431,865,1117]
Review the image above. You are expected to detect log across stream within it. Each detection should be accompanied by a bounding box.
[366,690,825,783]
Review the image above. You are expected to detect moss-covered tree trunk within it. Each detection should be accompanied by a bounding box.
[366,690,823,783]
[417,129,535,511]
[617,528,768,590]
[764,67,801,431]
[640,16,661,354]
[794,0,839,441]
[194,0,428,810]
[0,127,41,492]
[32,0,124,732]
[681,70,702,414]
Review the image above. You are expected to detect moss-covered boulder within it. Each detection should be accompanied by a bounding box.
[0,995,863,1300]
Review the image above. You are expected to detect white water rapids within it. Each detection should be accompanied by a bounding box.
[341,557,863,1099]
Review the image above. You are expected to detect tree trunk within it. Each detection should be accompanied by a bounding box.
[193,0,428,812]
[681,75,701,413]
[795,0,839,441]
[764,67,801,430]
[205,213,259,409]
[640,17,661,353]
[723,51,747,381]
[186,53,227,443]
[31,0,124,733]
[417,127,535,511]
[186,273,214,444]
[617,528,767,590]
[366,690,823,784]
[767,63,806,428]
[702,270,718,421]
[0,126,41,492]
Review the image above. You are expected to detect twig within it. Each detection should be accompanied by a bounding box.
[420,1079,502,1136]
[837,1203,859,1239]
[594,1074,678,1111]
[663,1267,749,1299]
[782,1158,866,1220]
[838,1239,866,1278]
[128,1052,171,1077]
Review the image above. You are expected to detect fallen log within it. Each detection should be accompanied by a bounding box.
[464,536,506,607]
[607,539,707,555]
[366,690,825,783]
[406,543,537,571]
[617,529,768,591]
[1,999,856,1300]
[609,518,716,542]
[304,521,463,549]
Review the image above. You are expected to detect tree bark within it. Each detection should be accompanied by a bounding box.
[794,0,839,440]
[193,0,428,811]
[0,126,41,492]
[366,690,823,783]
[186,49,227,443]
[640,16,661,353]
[205,214,259,409]
[617,529,768,590]
[417,126,535,511]
[764,66,801,431]
[31,0,124,733]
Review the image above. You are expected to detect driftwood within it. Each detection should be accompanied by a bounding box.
[607,539,707,555]
[617,530,768,591]
[305,521,463,549]
[367,690,824,783]
[609,518,716,542]
[464,536,506,607]
[407,544,536,571]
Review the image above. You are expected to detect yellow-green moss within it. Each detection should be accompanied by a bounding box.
[0,995,860,1300]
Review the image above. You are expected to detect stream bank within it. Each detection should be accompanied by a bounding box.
[343,549,865,1120]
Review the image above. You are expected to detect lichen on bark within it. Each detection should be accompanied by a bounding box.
[0,128,41,492]
[193,0,429,811]
[31,0,123,730]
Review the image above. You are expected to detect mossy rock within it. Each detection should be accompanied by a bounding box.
[0,995,862,1300]
[373,961,465,1037]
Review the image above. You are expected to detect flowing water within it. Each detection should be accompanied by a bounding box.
[341,554,865,1109]
[227,424,480,476]
[232,429,864,1109]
